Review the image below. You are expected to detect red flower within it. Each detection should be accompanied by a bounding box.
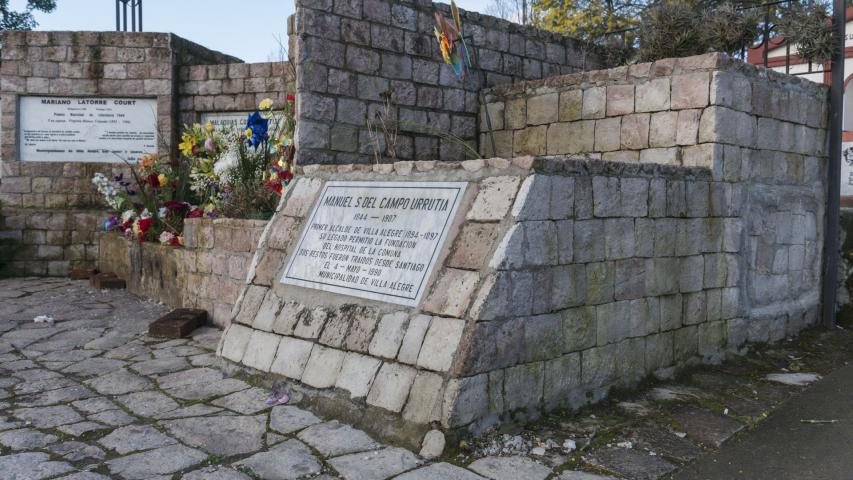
[272,183,283,195]
[147,173,160,188]
[137,217,153,233]
[286,94,295,101]
[186,208,203,218]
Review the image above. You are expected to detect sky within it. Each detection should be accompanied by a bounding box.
[12,0,494,63]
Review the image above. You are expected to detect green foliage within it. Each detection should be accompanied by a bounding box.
[0,0,56,31]
[637,0,706,62]
[778,0,837,64]
[703,3,762,56]
[530,0,647,40]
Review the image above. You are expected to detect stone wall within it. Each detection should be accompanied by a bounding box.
[177,61,295,126]
[289,0,604,166]
[98,217,267,327]
[217,54,829,450]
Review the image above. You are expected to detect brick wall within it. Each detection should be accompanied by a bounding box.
[177,61,295,125]
[289,0,605,166]
[98,218,267,328]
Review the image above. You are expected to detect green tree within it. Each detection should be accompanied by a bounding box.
[1,0,56,31]
[529,0,648,40]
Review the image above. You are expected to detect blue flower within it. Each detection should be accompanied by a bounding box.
[245,111,269,149]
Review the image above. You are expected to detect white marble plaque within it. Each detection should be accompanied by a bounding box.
[199,111,252,132]
[281,181,468,306]
[18,96,158,163]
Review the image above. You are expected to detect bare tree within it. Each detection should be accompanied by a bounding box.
[486,0,529,24]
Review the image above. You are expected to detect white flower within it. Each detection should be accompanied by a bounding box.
[159,231,175,244]
[214,145,238,177]
[140,208,152,219]
[121,210,136,223]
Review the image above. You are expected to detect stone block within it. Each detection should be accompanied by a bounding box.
[449,223,499,271]
[671,72,710,109]
[621,113,650,150]
[504,362,544,412]
[552,264,586,310]
[559,89,583,121]
[522,313,564,363]
[467,176,521,221]
[615,258,646,300]
[241,330,281,372]
[292,307,329,340]
[676,109,701,146]
[582,86,606,119]
[417,317,466,372]
[270,336,314,380]
[592,176,621,217]
[234,285,267,326]
[650,111,678,148]
[505,97,526,129]
[594,117,621,152]
[645,331,674,372]
[514,126,547,156]
[481,102,505,131]
[403,371,444,424]
[442,375,488,428]
[397,314,431,365]
[527,93,559,125]
[698,320,726,362]
[422,269,479,318]
[511,175,551,220]
[219,324,253,362]
[367,363,417,413]
[636,77,671,112]
[604,218,636,259]
[550,175,575,220]
[335,352,382,399]
[543,353,582,409]
[369,311,409,359]
[301,345,346,389]
[586,262,614,305]
[252,291,282,332]
[548,120,594,155]
[606,84,635,116]
[344,308,379,353]
[573,220,606,263]
[673,325,699,362]
[710,71,752,112]
[281,178,324,217]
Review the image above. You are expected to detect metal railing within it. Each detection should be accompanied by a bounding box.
[115,0,143,32]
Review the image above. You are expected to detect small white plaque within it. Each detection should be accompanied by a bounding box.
[842,142,853,197]
[281,181,468,307]
[199,111,252,132]
[18,96,158,163]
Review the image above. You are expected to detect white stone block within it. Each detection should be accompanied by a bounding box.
[335,352,382,399]
[467,176,522,221]
[241,330,282,372]
[219,323,253,362]
[366,362,417,413]
[422,269,480,318]
[397,314,432,365]
[369,311,409,359]
[270,336,315,380]
[301,345,346,389]
[416,317,466,372]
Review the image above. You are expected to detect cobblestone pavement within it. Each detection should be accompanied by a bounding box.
[3,278,853,480]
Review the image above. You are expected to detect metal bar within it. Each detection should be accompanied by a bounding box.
[785,43,790,75]
[122,1,127,32]
[131,0,136,32]
[138,0,142,32]
[115,0,120,31]
[763,7,770,68]
[822,0,846,329]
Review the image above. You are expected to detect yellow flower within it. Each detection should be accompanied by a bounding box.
[270,172,279,181]
[204,121,214,133]
[245,128,253,140]
[158,174,168,187]
[141,154,155,169]
[258,98,274,110]
[178,134,196,157]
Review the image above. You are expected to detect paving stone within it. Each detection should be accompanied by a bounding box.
[297,421,382,457]
[0,428,59,449]
[161,414,266,456]
[12,405,83,428]
[0,452,76,480]
[153,404,224,419]
[670,404,745,447]
[211,387,271,415]
[56,473,111,480]
[625,424,703,462]
[557,472,618,480]
[130,356,191,375]
[235,439,322,480]
[765,372,821,386]
[269,406,322,434]
[468,455,552,480]
[62,357,127,377]
[330,447,421,480]
[165,376,249,401]
[88,409,136,427]
[183,466,252,480]
[105,444,207,479]
[587,446,678,480]
[84,369,153,395]
[57,421,107,437]
[48,441,107,462]
[14,376,77,395]
[115,390,180,417]
[71,397,118,414]
[0,416,23,431]
[98,424,178,455]
[395,462,486,480]
[16,384,95,407]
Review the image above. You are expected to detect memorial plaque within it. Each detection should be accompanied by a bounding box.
[281,181,468,306]
[199,111,252,132]
[18,96,157,163]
